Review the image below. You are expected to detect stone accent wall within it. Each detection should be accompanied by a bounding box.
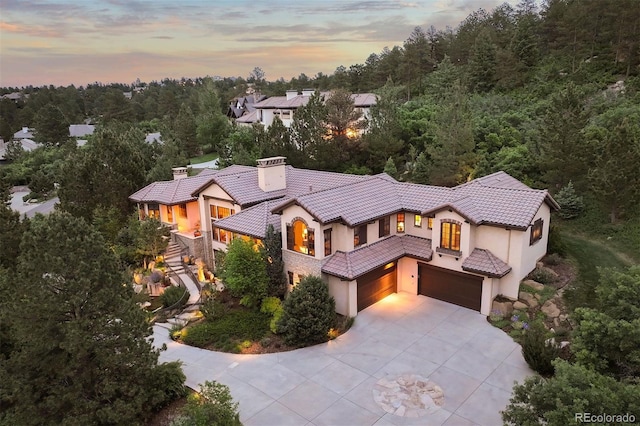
[283,249,322,279]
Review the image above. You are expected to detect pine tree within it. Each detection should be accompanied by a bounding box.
[383,157,398,179]
[261,225,286,298]
[1,212,184,424]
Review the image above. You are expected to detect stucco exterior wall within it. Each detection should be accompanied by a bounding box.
[327,274,352,316]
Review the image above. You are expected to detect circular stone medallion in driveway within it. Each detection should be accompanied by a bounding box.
[373,374,444,417]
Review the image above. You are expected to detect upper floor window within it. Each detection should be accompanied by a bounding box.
[324,229,332,256]
[530,218,543,245]
[414,214,422,228]
[354,224,368,247]
[379,216,390,238]
[286,219,315,256]
[210,205,235,220]
[440,220,461,252]
[167,206,173,223]
[397,213,405,233]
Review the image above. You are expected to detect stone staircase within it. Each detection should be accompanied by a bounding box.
[157,242,202,328]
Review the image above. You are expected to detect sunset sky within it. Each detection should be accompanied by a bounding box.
[1,0,517,88]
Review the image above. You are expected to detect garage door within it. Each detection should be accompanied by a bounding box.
[418,264,482,311]
[357,263,397,311]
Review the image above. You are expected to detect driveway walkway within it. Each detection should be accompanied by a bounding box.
[153,292,533,425]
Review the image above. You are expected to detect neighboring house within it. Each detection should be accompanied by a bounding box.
[69,124,95,147]
[227,94,267,124]
[0,138,40,160]
[13,127,35,140]
[129,157,558,317]
[250,90,377,128]
[145,132,162,144]
[2,92,24,102]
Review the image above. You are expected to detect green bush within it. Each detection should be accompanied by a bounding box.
[182,311,270,349]
[261,296,284,333]
[221,238,267,308]
[160,285,188,308]
[521,322,561,376]
[171,381,241,426]
[200,296,227,320]
[527,267,556,285]
[278,275,336,346]
[146,361,187,413]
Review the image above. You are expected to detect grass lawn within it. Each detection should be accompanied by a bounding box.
[561,230,633,310]
[189,153,218,165]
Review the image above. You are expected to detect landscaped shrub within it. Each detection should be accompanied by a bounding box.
[170,381,241,426]
[260,296,284,333]
[181,311,270,349]
[521,321,561,376]
[527,267,556,285]
[278,275,336,346]
[160,285,187,308]
[200,296,227,320]
[145,361,187,412]
[221,238,268,308]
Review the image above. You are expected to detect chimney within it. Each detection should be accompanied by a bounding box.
[257,157,287,192]
[302,88,315,97]
[285,90,299,100]
[172,167,188,180]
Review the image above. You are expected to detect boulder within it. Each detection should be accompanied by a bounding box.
[536,261,544,269]
[519,291,539,308]
[523,279,545,291]
[513,301,528,310]
[542,300,561,318]
[492,300,514,317]
[541,266,559,278]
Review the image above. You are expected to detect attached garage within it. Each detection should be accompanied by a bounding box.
[418,263,482,311]
[357,263,397,311]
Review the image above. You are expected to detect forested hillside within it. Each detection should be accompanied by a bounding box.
[1,0,639,241]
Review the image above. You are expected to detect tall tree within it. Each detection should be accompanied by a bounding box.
[584,102,640,222]
[290,91,327,168]
[0,174,27,270]
[539,82,591,190]
[261,224,286,298]
[33,104,70,146]
[195,78,230,154]
[0,212,184,424]
[428,82,476,186]
[58,124,152,221]
[468,28,498,92]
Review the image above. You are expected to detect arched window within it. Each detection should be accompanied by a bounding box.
[286,218,315,256]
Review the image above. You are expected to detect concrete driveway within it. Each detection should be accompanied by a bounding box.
[153,292,533,425]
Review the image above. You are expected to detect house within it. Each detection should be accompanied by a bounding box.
[250,90,377,128]
[227,94,267,125]
[129,157,558,317]
[13,127,35,140]
[69,124,95,147]
[0,138,40,160]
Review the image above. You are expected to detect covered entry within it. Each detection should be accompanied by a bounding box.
[357,263,397,311]
[418,263,482,311]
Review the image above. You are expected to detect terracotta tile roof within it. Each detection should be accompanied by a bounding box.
[213,200,282,239]
[275,170,558,230]
[193,166,368,207]
[462,248,512,278]
[128,169,217,205]
[321,235,433,280]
